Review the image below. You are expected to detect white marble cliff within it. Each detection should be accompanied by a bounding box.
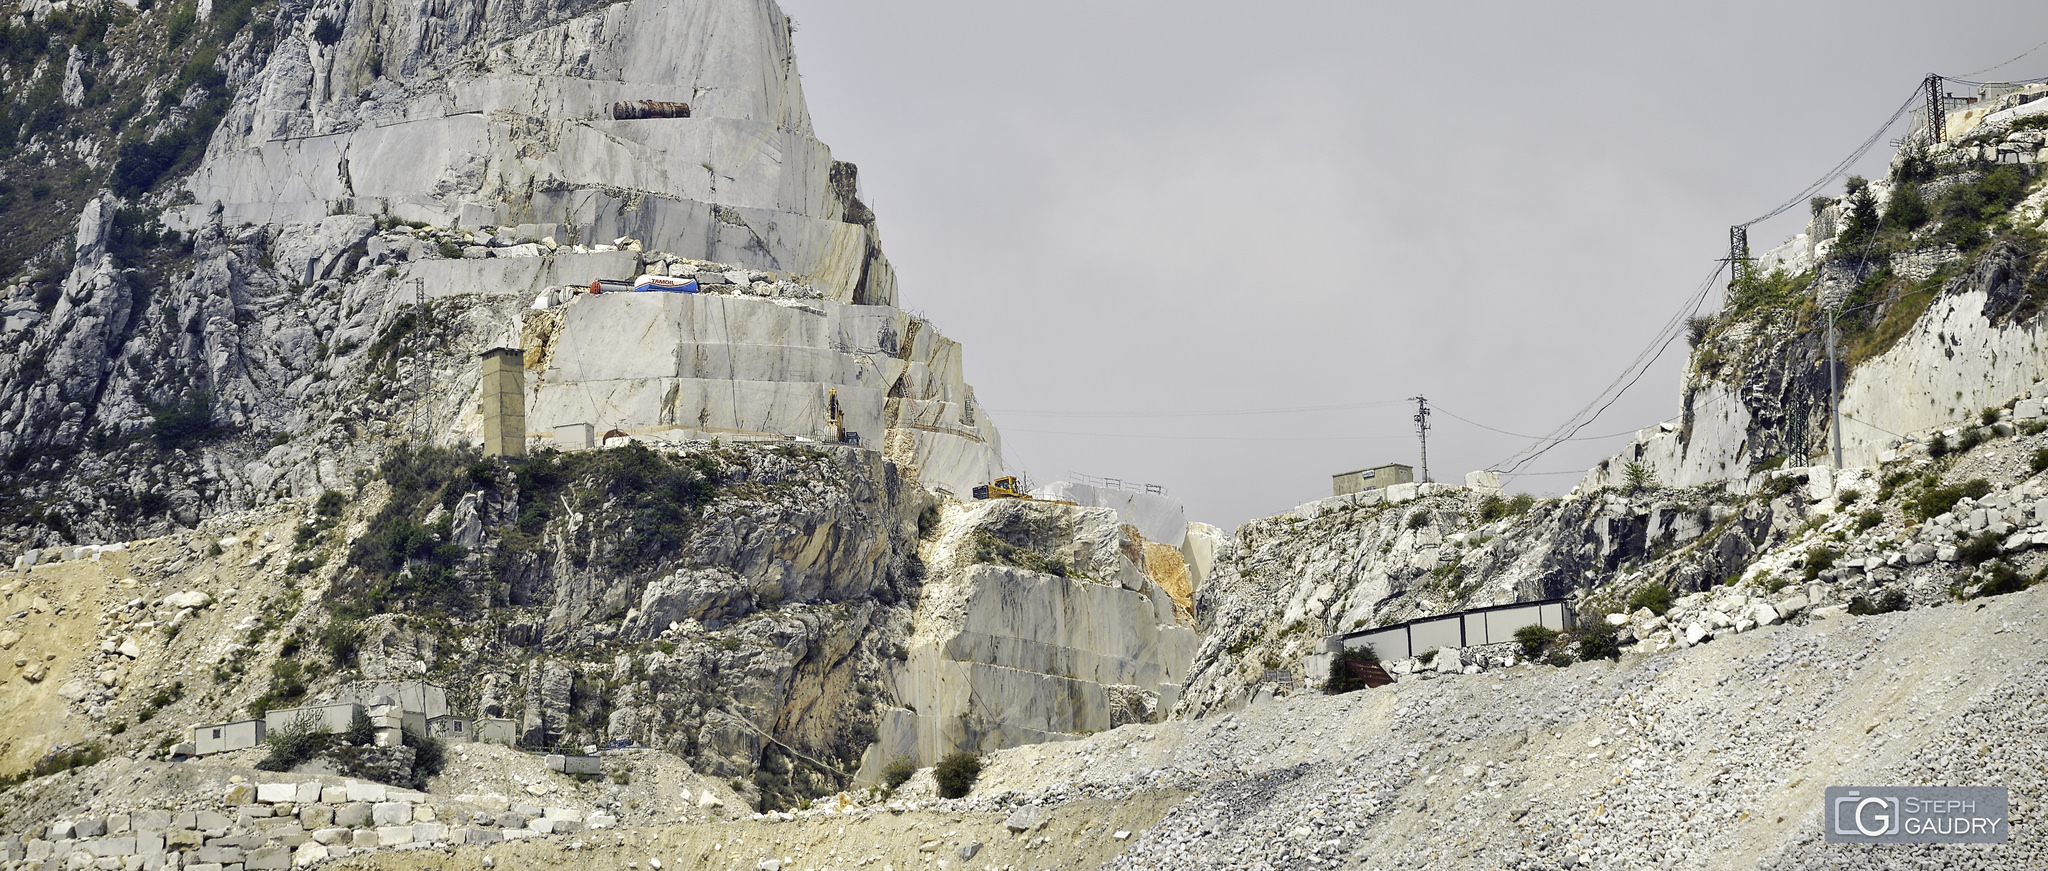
[172,0,895,304]
[152,0,1005,495]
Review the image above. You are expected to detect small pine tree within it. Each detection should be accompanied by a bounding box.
[345,708,375,746]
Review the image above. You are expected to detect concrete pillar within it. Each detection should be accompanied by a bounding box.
[479,348,526,458]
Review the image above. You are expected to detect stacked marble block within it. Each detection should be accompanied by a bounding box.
[1,780,615,871]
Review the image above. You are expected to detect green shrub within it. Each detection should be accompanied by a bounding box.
[1544,652,1575,668]
[322,618,360,666]
[2032,447,2048,475]
[150,392,218,449]
[167,4,196,43]
[1836,176,1880,251]
[970,530,1068,578]
[1405,512,1431,530]
[252,659,307,715]
[1749,455,1788,475]
[1478,493,1537,522]
[1854,510,1884,532]
[1956,531,2001,566]
[345,708,375,746]
[255,713,331,771]
[1623,462,1657,492]
[0,743,105,790]
[1976,562,2032,599]
[401,728,447,787]
[315,490,347,516]
[881,757,916,790]
[1801,546,1841,582]
[1575,620,1620,662]
[1835,489,1861,504]
[1928,432,1953,459]
[1847,591,1908,616]
[1324,646,1382,695]
[1513,624,1560,659]
[1912,478,1993,520]
[1625,584,1673,616]
[1981,407,2003,426]
[436,241,462,259]
[932,752,981,799]
[916,504,941,539]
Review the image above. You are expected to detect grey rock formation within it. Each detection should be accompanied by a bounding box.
[861,500,1198,775]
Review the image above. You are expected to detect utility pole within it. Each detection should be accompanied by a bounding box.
[1826,307,1843,468]
[1411,395,1432,483]
[1923,73,1945,148]
[1727,225,1752,289]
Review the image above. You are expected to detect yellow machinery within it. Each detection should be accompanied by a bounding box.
[826,389,859,446]
[973,476,1026,500]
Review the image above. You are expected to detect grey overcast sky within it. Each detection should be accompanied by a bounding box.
[777,1,2048,530]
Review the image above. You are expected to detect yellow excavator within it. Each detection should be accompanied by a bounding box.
[972,476,1027,500]
[827,389,859,446]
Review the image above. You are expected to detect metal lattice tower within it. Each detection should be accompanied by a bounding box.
[1923,74,1945,147]
[1728,225,1751,288]
[1411,395,1432,483]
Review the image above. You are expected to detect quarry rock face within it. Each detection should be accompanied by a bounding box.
[861,500,1199,776]
[528,290,1000,498]
[174,0,897,304]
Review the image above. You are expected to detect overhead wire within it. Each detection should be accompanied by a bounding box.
[1737,86,1921,228]
[1957,37,2048,79]
[988,398,1411,419]
[1428,404,1645,443]
[996,71,2003,483]
[1490,261,1723,476]
[1483,71,1975,479]
[1005,427,1409,443]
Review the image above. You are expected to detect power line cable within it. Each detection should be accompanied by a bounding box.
[1491,261,1723,475]
[1004,427,1409,443]
[1958,37,2048,79]
[1738,87,1921,229]
[1490,71,1927,479]
[988,399,1411,419]
[1429,405,1646,443]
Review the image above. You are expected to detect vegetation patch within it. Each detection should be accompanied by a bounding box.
[1574,619,1621,662]
[1323,646,1382,695]
[1911,478,1993,521]
[1513,624,1560,660]
[970,530,1070,578]
[933,752,982,799]
[335,442,721,618]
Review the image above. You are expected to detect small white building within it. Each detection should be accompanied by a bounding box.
[427,715,475,743]
[193,719,266,755]
[476,718,518,745]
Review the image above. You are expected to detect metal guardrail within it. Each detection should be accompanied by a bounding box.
[1066,471,1168,496]
[1326,597,1577,661]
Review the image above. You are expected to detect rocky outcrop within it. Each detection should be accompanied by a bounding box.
[1583,128,2048,495]
[524,286,1001,499]
[171,0,899,306]
[860,500,1199,776]
[0,0,1001,558]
